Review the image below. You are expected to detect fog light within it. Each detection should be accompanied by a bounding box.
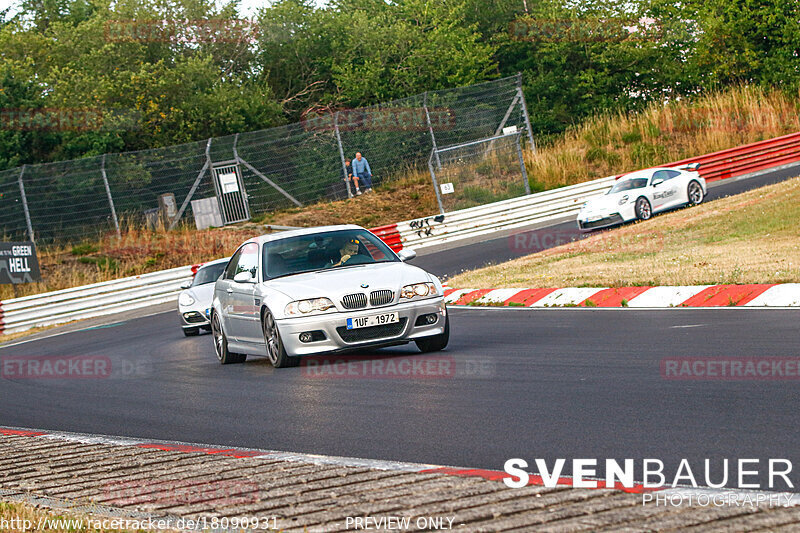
[299,332,313,343]
[415,313,439,327]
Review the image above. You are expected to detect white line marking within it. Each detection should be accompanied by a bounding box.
[670,324,705,328]
[0,310,173,349]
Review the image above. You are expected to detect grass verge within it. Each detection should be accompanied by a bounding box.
[447,176,800,288]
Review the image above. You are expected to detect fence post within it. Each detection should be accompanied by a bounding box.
[18,165,34,243]
[101,154,121,237]
[515,135,532,195]
[428,151,445,215]
[516,72,536,154]
[424,92,442,170]
[334,112,353,198]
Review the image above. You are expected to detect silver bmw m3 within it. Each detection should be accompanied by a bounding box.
[210,225,448,367]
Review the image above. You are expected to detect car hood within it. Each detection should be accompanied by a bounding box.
[263,262,435,301]
[184,282,215,307]
[582,191,631,213]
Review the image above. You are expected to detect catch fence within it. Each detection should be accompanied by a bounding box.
[0,74,534,243]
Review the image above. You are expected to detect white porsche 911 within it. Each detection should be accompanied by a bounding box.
[577,164,706,231]
[210,225,448,367]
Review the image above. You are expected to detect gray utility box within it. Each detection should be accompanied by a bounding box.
[191,197,224,230]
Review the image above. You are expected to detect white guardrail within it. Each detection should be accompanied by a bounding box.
[399,175,615,251]
[0,265,193,335]
[0,175,617,336]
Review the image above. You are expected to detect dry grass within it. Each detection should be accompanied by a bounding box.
[3,86,797,301]
[447,176,800,288]
[0,501,175,532]
[262,171,438,228]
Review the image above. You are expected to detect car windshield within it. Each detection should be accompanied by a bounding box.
[608,177,648,194]
[191,262,227,286]
[262,229,399,280]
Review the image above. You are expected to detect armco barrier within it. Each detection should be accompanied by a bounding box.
[0,266,193,335]
[672,131,800,183]
[392,175,617,251]
[1,131,798,336]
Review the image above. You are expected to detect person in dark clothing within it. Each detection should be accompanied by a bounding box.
[344,158,361,196]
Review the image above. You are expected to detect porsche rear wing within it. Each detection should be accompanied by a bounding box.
[674,162,701,171]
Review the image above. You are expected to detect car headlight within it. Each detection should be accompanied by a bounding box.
[178,292,195,307]
[618,195,629,205]
[400,282,438,300]
[285,297,336,316]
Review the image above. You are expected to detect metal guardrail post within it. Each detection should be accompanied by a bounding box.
[516,73,537,154]
[334,112,353,198]
[515,135,531,195]
[18,165,34,243]
[101,154,121,237]
[424,92,442,170]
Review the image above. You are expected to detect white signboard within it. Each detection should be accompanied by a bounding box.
[219,172,239,194]
[502,125,518,135]
[440,182,455,194]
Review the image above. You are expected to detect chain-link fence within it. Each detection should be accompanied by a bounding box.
[0,74,534,244]
[429,132,531,213]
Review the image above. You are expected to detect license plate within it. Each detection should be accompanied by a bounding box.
[347,312,399,329]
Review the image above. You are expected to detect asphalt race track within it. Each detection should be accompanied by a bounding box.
[412,165,800,279]
[1,165,800,492]
[1,307,799,490]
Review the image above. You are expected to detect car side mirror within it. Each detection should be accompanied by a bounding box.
[180,281,192,290]
[652,178,664,187]
[397,249,417,262]
[233,271,256,283]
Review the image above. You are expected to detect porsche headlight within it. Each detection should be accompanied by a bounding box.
[400,282,438,300]
[285,297,336,316]
[178,292,195,307]
[618,195,629,205]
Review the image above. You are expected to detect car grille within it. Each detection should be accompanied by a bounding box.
[341,293,367,309]
[580,213,623,230]
[369,289,394,306]
[337,318,408,343]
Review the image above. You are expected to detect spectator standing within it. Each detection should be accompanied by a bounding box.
[344,158,361,196]
[352,152,373,192]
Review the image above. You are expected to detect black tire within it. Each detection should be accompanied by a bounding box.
[211,312,246,365]
[415,313,450,353]
[635,197,652,221]
[183,327,200,337]
[262,309,300,368]
[687,180,704,206]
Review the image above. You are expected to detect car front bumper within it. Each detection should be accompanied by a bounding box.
[178,303,212,330]
[276,297,447,356]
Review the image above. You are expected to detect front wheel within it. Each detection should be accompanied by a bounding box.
[687,180,704,206]
[415,314,450,353]
[635,197,652,221]
[262,310,300,368]
[211,313,246,365]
